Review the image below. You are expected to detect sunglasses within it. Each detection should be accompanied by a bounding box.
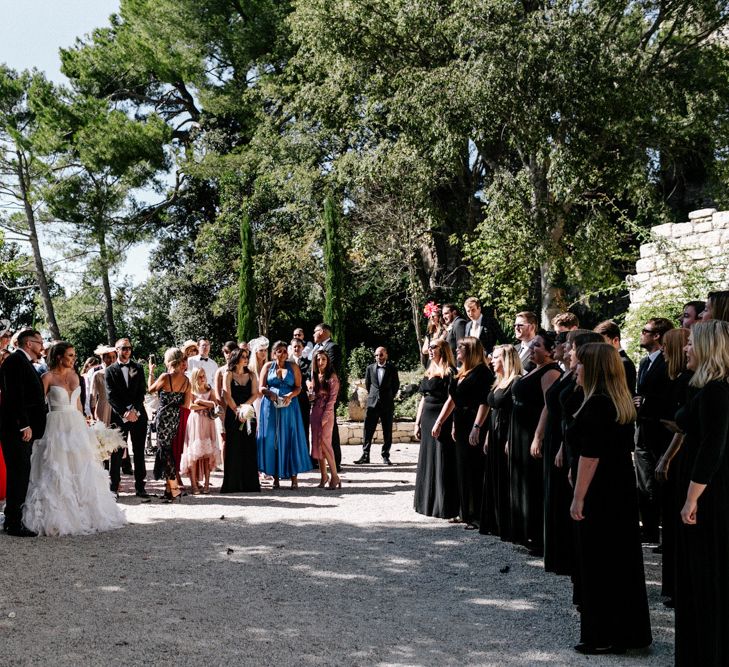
[119,346,132,351]
[428,343,439,350]
[641,328,657,335]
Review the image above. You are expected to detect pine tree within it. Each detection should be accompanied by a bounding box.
[237,211,256,342]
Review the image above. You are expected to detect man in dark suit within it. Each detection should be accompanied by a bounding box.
[634,317,674,542]
[514,311,538,373]
[594,320,637,393]
[105,337,149,498]
[311,323,342,471]
[355,347,400,465]
[463,296,506,356]
[0,329,47,536]
[442,304,467,358]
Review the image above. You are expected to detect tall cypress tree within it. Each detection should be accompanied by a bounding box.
[237,210,256,341]
[323,196,347,386]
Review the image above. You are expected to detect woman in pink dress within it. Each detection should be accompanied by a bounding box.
[309,351,341,489]
[181,368,219,494]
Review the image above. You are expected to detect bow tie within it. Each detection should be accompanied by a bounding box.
[120,363,129,367]
[200,357,209,362]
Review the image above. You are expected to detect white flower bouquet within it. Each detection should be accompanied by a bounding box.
[90,421,126,462]
[236,404,256,434]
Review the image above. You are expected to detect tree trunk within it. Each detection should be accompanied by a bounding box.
[97,225,117,344]
[16,153,61,340]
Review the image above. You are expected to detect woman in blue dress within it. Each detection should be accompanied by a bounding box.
[257,340,311,488]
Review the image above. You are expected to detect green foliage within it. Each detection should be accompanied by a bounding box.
[393,392,419,421]
[237,210,256,341]
[348,344,372,380]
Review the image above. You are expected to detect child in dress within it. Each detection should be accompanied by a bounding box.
[181,368,219,494]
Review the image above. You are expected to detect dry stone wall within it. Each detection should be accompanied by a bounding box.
[628,208,729,309]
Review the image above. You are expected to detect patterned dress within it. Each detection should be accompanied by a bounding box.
[154,375,188,481]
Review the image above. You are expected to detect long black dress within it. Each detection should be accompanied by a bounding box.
[567,394,652,650]
[674,380,729,666]
[449,364,494,526]
[510,362,561,553]
[480,383,514,539]
[414,372,459,518]
[543,371,574,575]
[221,377,260,493]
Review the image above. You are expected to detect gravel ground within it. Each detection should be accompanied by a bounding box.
[1,443,673,666]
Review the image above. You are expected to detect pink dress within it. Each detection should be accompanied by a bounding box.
[180,390,220,474]
[309,374,339,460]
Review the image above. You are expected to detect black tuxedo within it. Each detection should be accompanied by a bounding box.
[0,350,47,530]
[619,349,637,396]
[445,316,467,357]
[634,351,672,540]
[105,360,148,493]
[362,361,400,458]
[311,339,342,467]
[464,314,505,356]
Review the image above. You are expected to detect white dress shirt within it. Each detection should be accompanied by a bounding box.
[188,355,219,383]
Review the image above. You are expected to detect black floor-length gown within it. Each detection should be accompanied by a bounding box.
[510,362,560,553]
[221,378,260,493]
[414,372,459,519]
[543,372,574,575]
[674,380,729,666]
[480,383,514,539]
[450,364,494,526]
[567,394,652,650]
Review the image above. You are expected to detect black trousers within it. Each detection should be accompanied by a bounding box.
[0,433,32,530]
[110,416,148,493]
[634,421,671,540]
[362,403,394,458]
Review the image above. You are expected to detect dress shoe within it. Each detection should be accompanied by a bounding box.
[574,644,625,655]
[5,525,38,538]
[382,456,393,466]
[353,455,370,464]
[136,491,151,499]
[122,467,134,476]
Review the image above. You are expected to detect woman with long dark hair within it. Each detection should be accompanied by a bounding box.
[310,350,341,489]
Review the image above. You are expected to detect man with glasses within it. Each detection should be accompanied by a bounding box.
[635,317,674,543]
[105,338,150,499]
[514,311,538,372]
[0,329,47,536]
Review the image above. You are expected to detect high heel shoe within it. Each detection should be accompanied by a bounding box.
[291,479,299,490]
[327,478,342,490]
[317,477,329,488]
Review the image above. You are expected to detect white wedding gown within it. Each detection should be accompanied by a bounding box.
[23,385,127,536]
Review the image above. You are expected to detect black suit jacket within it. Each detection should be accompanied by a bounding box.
[636,353,670,422]
[446,316,467,356]
[311,339,342,377]
[620,350,637,396]
[365,361,400,410]
[465,315,505,356]
[105,360,148,427]
[0,349,47,438]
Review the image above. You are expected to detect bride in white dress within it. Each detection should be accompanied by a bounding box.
[23,342,126,536]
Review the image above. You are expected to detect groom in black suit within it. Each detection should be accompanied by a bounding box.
[0,329,47,536]
[105,337,149,498]
[355,347,400,465]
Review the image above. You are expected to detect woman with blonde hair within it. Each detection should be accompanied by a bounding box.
[432,337,494,529]
[413,338,458,518]
[148,348,191,502]
[480,344,521,538]
[674,320,729,665]
[568,342,651,655]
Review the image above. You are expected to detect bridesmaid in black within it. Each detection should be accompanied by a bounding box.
[569,342,652,655]
[413,339,458,519]
[674,321,729,667]
[480,344,522,539]
[433,337,494,529]
[221,348,260,493]
[509,332,561,554]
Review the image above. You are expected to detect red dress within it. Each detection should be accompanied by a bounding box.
[172,407,190,473]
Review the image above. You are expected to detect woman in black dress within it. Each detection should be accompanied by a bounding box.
[675,320,729,666]
[433,337,494,529]
[221,348,260,493]
[569,342,652,655]
[480,344,522,539]
[413,339,458,518]
[509,333,561,554]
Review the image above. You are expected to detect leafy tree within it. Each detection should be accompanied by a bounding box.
[237,209,256,341]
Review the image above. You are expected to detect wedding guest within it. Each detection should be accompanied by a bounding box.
[675,320,729,666]
[514,311,538,372]
[0,346,9,504]
[568,342,652,655]
[81,356,99,417]
[180,368,219,494]
[701,289,729,322]
[510,331,561,554]
[593,320,636,392]
[258,341,311,488]
[464,296,505,356]
[420,301,447,367]
[188,338,219,382]
[413,338,458,519]
[221,348,260,492]
[480,344,522,538]
[681,300,705,329]
[90,346,117,426]
[248,336,270,421]
[433,337,494,529]
[311,323,342,471]
[173,341,199,488]
[289,338,312,456]
[148,348,191,502]
[181,340,199,362]
[0,326,11,351]
[288,328,313,360]
[310,351,341,489]
[215,340,239,461]
[442,304,467,358]
[551,312,580,333]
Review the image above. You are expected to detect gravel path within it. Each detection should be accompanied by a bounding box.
[1,443,673,666]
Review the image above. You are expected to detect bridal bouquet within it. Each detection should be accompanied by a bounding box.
[236,404,256,434]
[90,421,126,462]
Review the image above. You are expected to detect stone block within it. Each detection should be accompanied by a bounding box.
[689,208,717,220]
[651,223,673,237]
[672,222,693,237]
[713,211,729,228]
[635,257,655,273]
[688,248,708,261]
[694,221,713,233]
[640,243,657,259]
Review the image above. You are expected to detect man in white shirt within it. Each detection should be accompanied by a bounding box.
[514,311,538,372]
[187,338,219,385]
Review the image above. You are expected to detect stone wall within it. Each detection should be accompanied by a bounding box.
[627,208,729,308]
[338,420,419,445]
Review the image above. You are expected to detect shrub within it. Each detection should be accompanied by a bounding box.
[348,344,372,379]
